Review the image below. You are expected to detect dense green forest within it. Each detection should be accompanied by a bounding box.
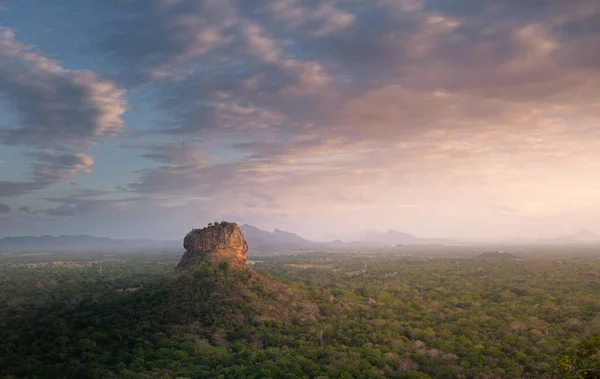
[1,248,599,378]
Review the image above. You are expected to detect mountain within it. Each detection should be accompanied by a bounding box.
[555,230,599,242]
[537,230,600,244]
[240,224,459,251]
[173,222,319,325]
[0,235,177,251]
[0,227,322,254]
[360,229,459,246]
[178,222,248,270]
[240,224,317,251]
[0,226,462,253]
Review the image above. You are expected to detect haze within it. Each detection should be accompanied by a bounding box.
[1,0,599,242]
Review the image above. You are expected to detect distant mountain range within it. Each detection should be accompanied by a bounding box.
[241,225,461,251]
[240,224,319,251]
[0,235,178,252]
[499,230,600,245]
[360,229,458,246]
[0,226,462,253]
[535,230,600,244]
[1,227,598,253]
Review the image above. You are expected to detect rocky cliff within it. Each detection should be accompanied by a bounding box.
[172,222,319,325]
[176,222,248,271]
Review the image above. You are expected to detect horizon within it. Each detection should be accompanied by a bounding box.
[1,1,600,241]
[1,223,598,245]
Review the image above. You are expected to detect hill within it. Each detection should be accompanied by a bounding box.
[240,224,318,251]
[0,225,466,255]
[172,222,319,324]
[241,224,460,251]
[537,230,600,244]
[0,234,177,252]
[360,229,459,246]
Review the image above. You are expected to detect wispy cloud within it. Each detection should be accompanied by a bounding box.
[0,26,127,197]
[0,202,10,213]
[0,26,127,148]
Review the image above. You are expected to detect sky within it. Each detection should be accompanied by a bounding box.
[0,0,599,241]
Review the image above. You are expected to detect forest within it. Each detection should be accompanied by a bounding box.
[1,248,599,378]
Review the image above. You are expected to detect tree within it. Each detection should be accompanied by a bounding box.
[557,336,600,378]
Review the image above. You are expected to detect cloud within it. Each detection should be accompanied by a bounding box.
[264,0,355,36]
[0,202,10,213]
[0,182,41,198]
[18,206,37,215]
[101,0,239,82]
[16,188,134,218]
[29,151,94,183]
[240,21,331,90]
[0,26,127,149]
[489,204,518,214]
[0,26,127,198]
[140,141,211,166]
[45,204,78,217]
[0,151,94,197]
[4,0,600,239]
[95,0,598,149]
[95,0,333,138]
[99,0,348,83]
[108,0,600,201]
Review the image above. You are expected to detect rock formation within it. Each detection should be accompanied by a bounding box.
[172,222,319,325]
[176,222,248,271]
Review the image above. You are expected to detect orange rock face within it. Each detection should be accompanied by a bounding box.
[176,223,248,270]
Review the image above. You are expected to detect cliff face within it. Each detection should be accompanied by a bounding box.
[176,223,248,271]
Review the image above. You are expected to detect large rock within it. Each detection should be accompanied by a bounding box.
[176,222,248,271]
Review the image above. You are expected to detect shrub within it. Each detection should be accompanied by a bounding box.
[219,261,230,271]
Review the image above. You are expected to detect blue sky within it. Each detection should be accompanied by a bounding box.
[1,0,600,241]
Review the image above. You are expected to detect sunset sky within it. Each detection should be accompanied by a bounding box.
[1,0,599,241]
